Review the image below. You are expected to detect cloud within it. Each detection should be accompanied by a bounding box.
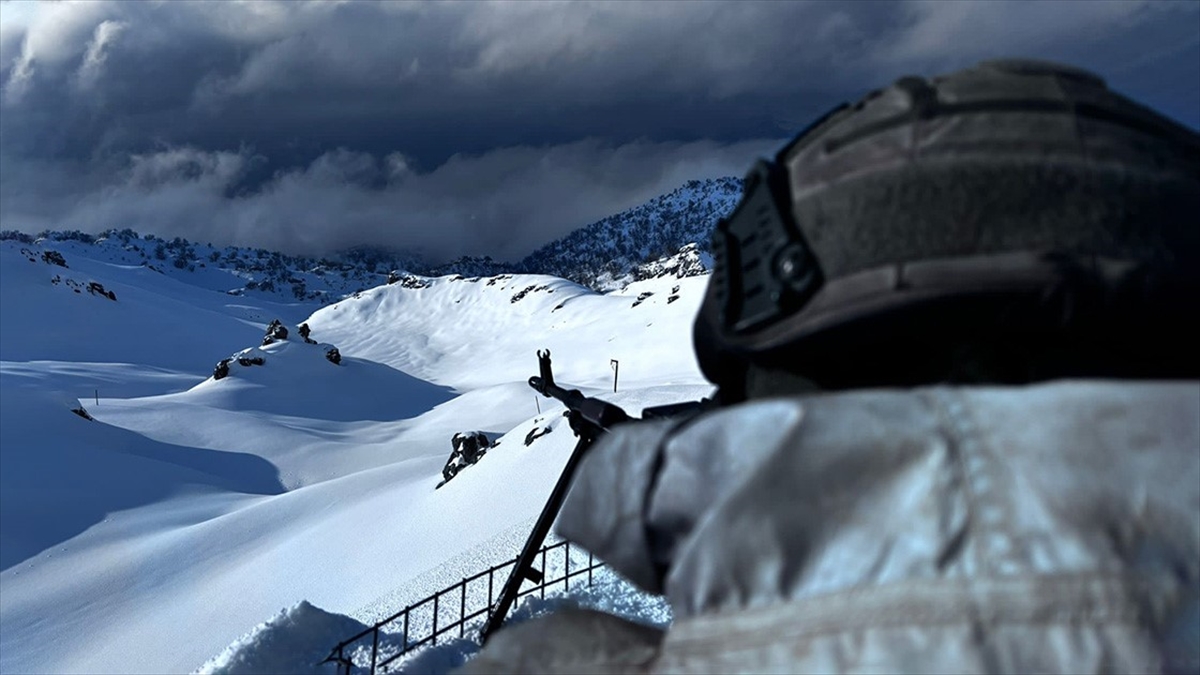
[1,138,780,262]
[0,0,1196,260]
[0,18,26,74]
[867,0,1188,71]
[75,19,125,91]
[1,0,109,104]
[4,1,1195,132]
[124,146,252,190]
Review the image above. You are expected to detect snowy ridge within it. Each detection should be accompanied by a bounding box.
[0,229,420,305]
[597,242,716,292]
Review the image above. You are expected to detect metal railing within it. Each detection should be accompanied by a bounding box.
[323,540,604,675]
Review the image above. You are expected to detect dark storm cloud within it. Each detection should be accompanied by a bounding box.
[1,0,1197,261]
[3,138,780,261]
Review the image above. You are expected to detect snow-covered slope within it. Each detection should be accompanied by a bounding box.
[0,235,714,673]
[0,241,273,369]
[309,271,709,392]
[0,230,418,307]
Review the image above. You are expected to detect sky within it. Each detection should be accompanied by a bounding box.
[1,0,1197,263]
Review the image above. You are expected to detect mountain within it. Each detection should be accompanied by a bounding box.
[397,177,743,290]
[510,177,742,290]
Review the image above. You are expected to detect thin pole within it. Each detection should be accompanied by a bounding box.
[370,628,379,674]
[610,360,619,392]
[402,611,409,654]
[432,594,439,646]
[460,579,467,638]
[535,396,541,415]
[95,389,99,406]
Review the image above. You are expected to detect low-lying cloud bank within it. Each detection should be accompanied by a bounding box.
[0,138,780,262]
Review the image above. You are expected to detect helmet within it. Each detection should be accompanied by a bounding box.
[694,59,1200,402]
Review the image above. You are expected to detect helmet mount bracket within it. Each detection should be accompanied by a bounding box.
[711,160,824,335]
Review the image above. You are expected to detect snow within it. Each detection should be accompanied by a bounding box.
[190,567,672,675]
[197,602,367,675]
[0,237,713,674]
[308,272,710,392]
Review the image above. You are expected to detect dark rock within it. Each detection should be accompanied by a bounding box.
[298,323,317,344]
[325,347,342,365]
[440,431,492,484]
[524,425,553,446]
[262,319,289,345]
[455,431,489,464]
[87,281,116,301]
[387,273,431,289]
[41,250,68,267]
[511,284,551,303]
[236,356,265,367]
[213,358,231,380]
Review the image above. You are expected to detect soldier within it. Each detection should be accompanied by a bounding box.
[463,59,1200,674]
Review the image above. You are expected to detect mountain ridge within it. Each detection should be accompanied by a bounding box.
[0,176,741,299]
[426,176,742,290]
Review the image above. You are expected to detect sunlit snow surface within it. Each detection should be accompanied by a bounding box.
[0,240,711,674]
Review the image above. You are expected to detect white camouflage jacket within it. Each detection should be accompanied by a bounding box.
[462,380,1200,674]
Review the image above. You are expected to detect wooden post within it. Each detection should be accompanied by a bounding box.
[610,359,619,393]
